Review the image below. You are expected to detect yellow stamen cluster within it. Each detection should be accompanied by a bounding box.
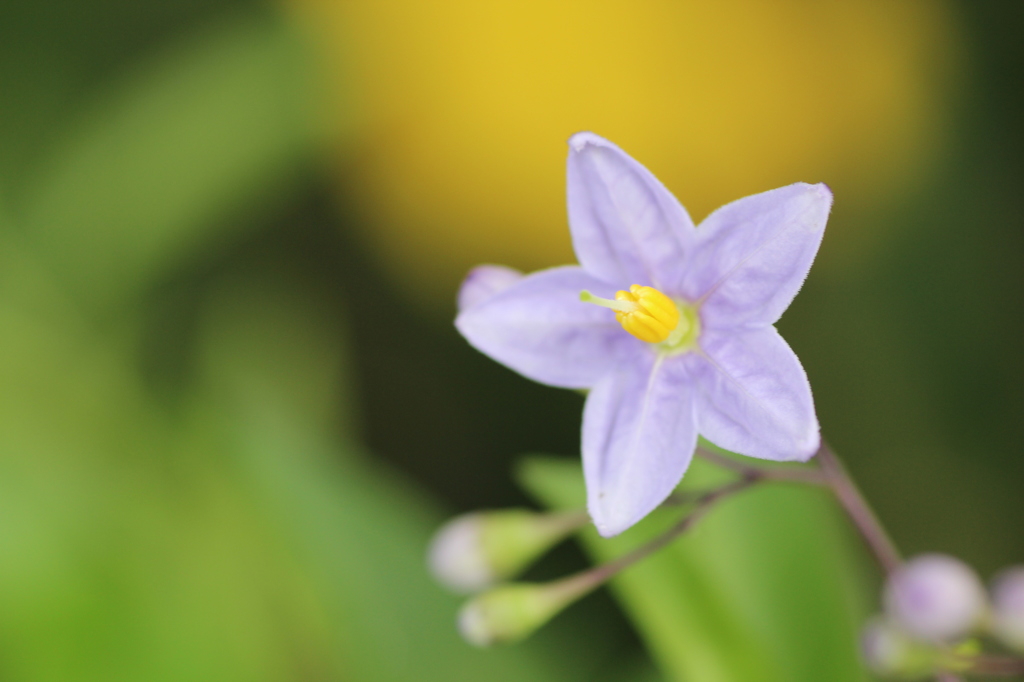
[580,285,682,344]
[614,285,680,343]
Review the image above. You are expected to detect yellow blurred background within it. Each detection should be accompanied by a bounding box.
[292,0,958,306]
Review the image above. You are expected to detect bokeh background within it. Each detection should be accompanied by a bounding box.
[0,1,1021,680]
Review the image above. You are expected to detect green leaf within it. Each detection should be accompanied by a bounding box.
[17,11,323,309]
[518,454,873,682]
[0,225,573,681]
[187,269,585,682]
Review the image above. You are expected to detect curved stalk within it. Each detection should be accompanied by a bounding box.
[696,442,902,575]
[574,476,760,590]
[816,442,903,574]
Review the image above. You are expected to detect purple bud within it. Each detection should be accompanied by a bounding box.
[884,554,987,642]
[992,566,1024,651]
[457,265,523,312]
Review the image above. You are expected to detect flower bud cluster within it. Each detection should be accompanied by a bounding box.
[861,554,1024,679]
[427,508,589,646]
[992,567,1024,651]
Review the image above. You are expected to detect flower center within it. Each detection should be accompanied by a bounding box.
[580,285,700,351]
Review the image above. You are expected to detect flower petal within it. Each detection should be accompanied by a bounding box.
[567,132,695,292]
[455,265,630,389]
[582,353,697,537]
[687,327,819,461]
[685,183,832,329]
[457,264,524,312]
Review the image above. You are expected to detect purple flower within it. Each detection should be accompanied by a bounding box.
[456,132,831,537]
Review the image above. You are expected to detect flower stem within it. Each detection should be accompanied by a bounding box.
[576,476,759,590]
[695,446,829,485]
[695,442,902,575]
[816,442,903,575]
[963,654,1024,676]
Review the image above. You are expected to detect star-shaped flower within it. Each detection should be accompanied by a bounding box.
[456,132,832,537]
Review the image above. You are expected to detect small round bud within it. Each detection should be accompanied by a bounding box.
[429,514,493,593]
[992,566,1024,651]
[885,554,987,642]
[428,509,586,594]
[457,577,592,646]
[860,617,936,678]
[457,265,523,311]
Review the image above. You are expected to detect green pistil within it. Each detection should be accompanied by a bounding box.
[657,300,701,355]
[579,290,637,314]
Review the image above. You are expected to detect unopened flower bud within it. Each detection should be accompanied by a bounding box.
[992,566,1024,651]
[885,554,987,642]
[458,575,594,646]
[457,265,523,311]
[860,617,937,678]
[428,509,586,593]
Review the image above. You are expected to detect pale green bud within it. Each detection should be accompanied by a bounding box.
[428,509,586,593]
[458,576,594,646]
[860,617,938,679]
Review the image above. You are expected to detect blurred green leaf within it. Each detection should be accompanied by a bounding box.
[0,227,345,682]
[518,454,873,682]
[16,11,322,310]
[187,267,589,682]
[0,221,573,680]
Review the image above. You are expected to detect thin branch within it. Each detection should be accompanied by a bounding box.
[694,446,754,475]
[696,441,902,575]
[663,487,724,506]
[695,446,829,485]
[817,442,903,574]
[966,654,1024,676]
[578,476,760,589]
